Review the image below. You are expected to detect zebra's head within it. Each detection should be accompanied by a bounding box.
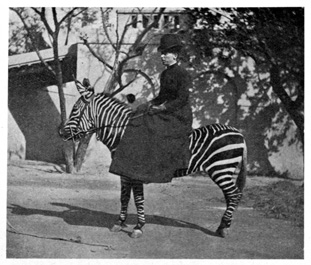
[59,79,95,142]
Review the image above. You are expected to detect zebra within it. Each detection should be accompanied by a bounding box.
[59,80,247,238]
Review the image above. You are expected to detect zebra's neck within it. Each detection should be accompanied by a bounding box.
[93,94,132,152]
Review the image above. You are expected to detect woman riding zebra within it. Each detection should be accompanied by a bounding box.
[110,33,193,184]
[59,34,247,238]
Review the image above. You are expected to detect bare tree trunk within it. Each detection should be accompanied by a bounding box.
[270,65,304,146]
[53,39,75,173]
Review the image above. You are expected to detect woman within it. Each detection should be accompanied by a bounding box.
[109,34,193,183]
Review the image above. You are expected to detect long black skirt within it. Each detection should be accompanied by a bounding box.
[109,106,192,183]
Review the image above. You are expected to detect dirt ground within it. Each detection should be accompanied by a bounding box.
[6,159,304,259]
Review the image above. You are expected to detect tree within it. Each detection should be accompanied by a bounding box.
[185,7,304,147]
[80,8,165,95]
[10,7,87,173]
[9,7,166,172]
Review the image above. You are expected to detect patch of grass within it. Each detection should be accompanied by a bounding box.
[242,181,304,227]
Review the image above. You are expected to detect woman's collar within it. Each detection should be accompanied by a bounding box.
[167,62,177,69]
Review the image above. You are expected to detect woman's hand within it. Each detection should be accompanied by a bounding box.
[134,101,166,116]
[149,103,166,114]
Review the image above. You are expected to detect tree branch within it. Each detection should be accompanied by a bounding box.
[32,8,54,37]
[58,7,86,25]
[114,8,165,89]
[131,8,165,53]
[270,64,294,107]
[52,7,58,31]
[100,8,117,51]
[110,68,155,97]
[118,15,135,49]
[10,8,56,76]
[270,63,304,142]
[292,81,304,109]
[81,37,113,71]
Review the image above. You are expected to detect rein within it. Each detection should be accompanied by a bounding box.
[64,78,153,142]
[66,109,148,142]
[67,77,144,137]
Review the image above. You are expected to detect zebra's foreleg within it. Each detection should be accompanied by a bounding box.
[130,179,145,238]
[110,176,132,232]
[212,174,243,238]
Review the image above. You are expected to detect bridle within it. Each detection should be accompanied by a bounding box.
[62,73,158,142]
[65,112,150,143]
[64,95,150,143]
[64,94,95,142]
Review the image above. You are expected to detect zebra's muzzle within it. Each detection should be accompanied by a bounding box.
[58,125,83,142]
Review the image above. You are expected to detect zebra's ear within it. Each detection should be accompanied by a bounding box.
[75,79,94,102]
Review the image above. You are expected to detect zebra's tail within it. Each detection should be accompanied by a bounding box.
[236,140,247,192]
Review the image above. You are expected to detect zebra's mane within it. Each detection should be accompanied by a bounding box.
[92,92,132,151]
[97,92,132,111]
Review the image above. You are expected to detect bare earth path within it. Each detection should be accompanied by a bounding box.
[6,160,303,259]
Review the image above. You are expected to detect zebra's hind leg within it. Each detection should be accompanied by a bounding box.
[216,188,243,238]
[211,174,243,238]
[110,176,132,232]
[130,179,145,238]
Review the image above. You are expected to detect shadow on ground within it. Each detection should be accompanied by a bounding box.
[8,203,217,237]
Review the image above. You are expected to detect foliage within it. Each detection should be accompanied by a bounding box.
[184,8,304,149]
[9,8,50,55]
[242,181,304,227]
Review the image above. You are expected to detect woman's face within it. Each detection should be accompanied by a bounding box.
[160,51,177,66]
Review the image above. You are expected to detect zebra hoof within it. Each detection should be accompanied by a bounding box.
[130,229,143,238]
[110,222,127,232]
[215,227,229,238]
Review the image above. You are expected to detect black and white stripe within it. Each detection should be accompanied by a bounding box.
[91,95,131,152]
[119,176,145,229]
[186,124,246,227]
[188,124,245,188]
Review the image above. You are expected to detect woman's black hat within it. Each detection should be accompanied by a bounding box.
[157,34,183,53]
